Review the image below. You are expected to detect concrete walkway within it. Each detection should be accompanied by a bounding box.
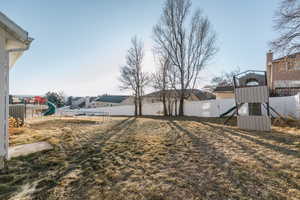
[8,142,53,159]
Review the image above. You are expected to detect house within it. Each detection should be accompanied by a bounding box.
[0,12,32,166]
[123,89,215,105]
[89,95,129,108]
[68,97,93,109]
[266,51,300,96]
[11,96,22,104]
[213,86,234,99]
[71,97,86,107]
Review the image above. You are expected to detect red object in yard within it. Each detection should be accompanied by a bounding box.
[34,96,47,104]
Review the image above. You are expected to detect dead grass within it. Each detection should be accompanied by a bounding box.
[1,116,299,200]
[9,116,112,147]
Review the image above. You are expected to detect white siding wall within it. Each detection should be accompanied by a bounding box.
[0,29,9,161]
[0,14,31,167]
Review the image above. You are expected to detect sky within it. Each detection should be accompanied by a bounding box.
[2,0,280,97]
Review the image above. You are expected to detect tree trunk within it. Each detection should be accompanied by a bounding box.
[138,96,142,116]
[178,72,185,116]
[178,93,184,116]
[168,100,172,116]
[134,96,138,116]
[175,99,178,117]
[162,93,167,116]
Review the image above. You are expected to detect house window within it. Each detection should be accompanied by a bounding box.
[277,62,285,72]
[286,59,300,71]
[248,103,262,116]
[287,59,295,71]
[294,60,300,70]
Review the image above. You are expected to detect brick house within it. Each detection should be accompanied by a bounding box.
[266,51,300,96]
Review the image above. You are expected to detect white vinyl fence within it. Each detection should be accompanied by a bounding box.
[59,94,300,119]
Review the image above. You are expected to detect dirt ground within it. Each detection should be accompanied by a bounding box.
[1,116,300,200]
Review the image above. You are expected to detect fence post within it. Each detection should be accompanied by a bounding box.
[0,156,4,169]
[24,101,27,119]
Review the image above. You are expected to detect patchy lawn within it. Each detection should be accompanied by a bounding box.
[1,116,300,200]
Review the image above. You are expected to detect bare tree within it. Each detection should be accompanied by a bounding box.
[211,67,240,87]
[119,36,148,116]
[153,0,217,116]
[152,53,172,116]
[271,0,300,54]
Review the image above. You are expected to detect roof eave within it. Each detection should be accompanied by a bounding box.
[0,12,32,45]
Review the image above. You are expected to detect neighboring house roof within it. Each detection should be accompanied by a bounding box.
[191,89,216,100]
[273,51,300,62]
[72,97,83,101]
[89,97,98,102]
[95,95,129,103]
[213,86,234,92]
[145,89,215,100]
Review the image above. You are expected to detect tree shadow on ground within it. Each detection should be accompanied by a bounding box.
[141,115,300,152]
[31,117,137,200]
[199,120,300,191]
[2,116,299,200]
[0,117,135,200]
[174,117,300,194]
[167,119,287,199]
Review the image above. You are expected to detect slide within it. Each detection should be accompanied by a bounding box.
[43,101,56,116]
[219,106,237,118]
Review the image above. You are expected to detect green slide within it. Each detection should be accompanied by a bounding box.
[43,101,56,116]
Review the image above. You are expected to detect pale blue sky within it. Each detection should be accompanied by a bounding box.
[2,0,279,96]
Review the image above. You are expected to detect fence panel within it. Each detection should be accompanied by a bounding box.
[25,104,47,119]
[9,104,25,123]
[9,104,48,122]
[58,94,300,119]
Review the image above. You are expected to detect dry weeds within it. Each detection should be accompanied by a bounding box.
[0,116,299,200]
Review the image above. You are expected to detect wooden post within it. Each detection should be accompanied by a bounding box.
[0,157,4,169]
[233,75,239,116]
